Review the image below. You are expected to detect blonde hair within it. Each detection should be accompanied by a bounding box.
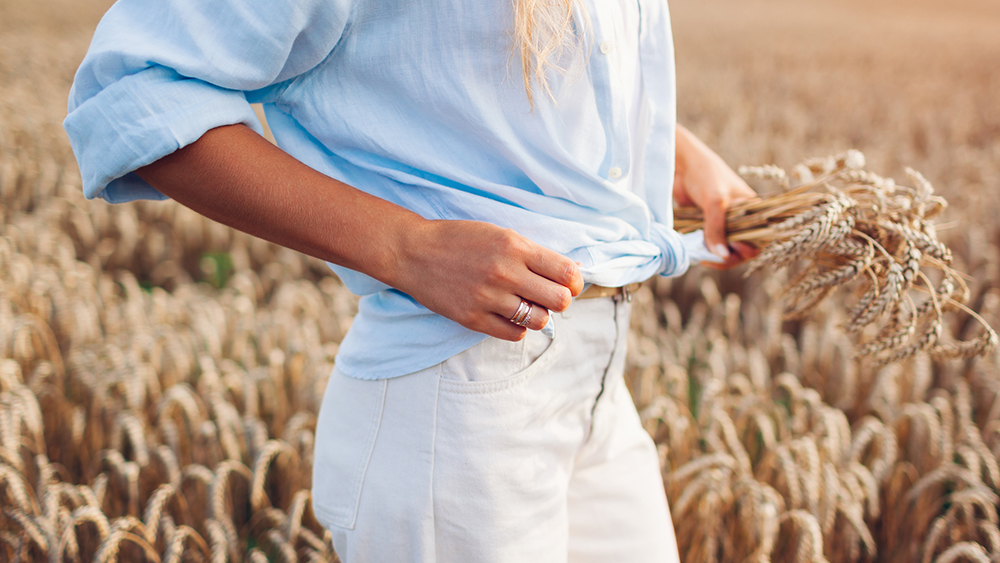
[513,0,589,107]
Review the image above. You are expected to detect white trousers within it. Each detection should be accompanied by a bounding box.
[312,297,679,562]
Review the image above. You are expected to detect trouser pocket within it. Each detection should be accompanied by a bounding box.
[311,367,387,530]
[440,328,553,385]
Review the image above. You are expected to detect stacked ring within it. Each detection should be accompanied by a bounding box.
[509,298,532,327]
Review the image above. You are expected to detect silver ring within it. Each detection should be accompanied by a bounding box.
[518,305,532,327]
[510,299,531,327]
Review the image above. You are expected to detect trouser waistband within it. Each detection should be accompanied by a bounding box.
[576,282,642,301]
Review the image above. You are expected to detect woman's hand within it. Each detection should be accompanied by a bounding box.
[673,125,759,269]
[391,220,584,341]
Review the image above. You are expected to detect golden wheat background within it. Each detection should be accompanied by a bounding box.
[1,0,998,561]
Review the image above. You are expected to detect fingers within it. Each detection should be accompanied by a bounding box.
[515,275,572,316]
[524,246,584,300]
[701,198,731,261]
[501,296,551,332]
[701,176,757,264]
[476,298,550,342]
[479,314,528,341]
[702,241,760,270]
[730,241,760,262]
[730,177,759,201]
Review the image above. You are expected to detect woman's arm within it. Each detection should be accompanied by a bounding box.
[673,124,759,268]
[136,124,583,340]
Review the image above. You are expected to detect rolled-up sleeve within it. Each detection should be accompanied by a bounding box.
[64,0,351,202]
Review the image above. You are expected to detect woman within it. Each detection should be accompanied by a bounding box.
[65,0,756,560]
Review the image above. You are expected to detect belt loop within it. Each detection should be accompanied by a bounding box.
[623,284,633,303]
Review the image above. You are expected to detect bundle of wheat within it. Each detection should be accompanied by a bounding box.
[674,151,997,367]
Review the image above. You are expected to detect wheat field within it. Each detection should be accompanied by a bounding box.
[1,0,998,562]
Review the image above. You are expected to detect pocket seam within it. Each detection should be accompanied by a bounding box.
[439,334,560,395]
[439,335,526,383]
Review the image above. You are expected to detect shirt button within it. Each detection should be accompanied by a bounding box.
[600,41,613,54]
[608,167,622,179]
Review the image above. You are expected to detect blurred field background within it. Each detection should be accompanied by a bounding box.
[1,0,998,561]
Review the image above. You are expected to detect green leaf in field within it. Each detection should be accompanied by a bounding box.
[200,251,234,289]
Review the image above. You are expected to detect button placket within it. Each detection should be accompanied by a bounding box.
[586,1,630,185]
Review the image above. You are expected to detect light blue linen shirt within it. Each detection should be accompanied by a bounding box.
[65,0,716,379]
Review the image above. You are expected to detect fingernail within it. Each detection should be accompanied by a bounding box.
[711,244,730,259]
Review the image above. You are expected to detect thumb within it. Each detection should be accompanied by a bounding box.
[703,201,730,260]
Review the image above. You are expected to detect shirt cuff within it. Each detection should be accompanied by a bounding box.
[64,65,264,202]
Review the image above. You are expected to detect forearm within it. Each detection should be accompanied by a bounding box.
[135,123,419,287]
[135,123,582,340]
[674,124,715,180]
